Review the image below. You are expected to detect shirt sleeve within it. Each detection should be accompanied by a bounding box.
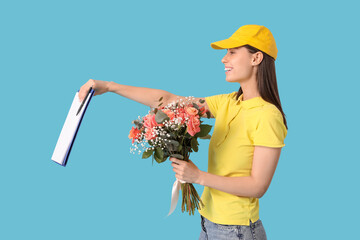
[252,107,287,148]
[205,92,235,118]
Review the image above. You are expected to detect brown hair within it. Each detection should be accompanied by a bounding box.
[236,44,288,129]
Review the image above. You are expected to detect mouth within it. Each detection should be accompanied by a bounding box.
[224,67,233,73]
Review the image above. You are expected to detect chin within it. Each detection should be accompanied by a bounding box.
[225,77,240,83]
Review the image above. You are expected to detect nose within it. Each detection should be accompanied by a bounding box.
[221,53,228,64]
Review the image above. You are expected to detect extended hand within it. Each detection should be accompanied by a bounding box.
[79,79,111,102]
[170,157,202,184]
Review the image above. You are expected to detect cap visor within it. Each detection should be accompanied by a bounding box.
[211,38,247,50]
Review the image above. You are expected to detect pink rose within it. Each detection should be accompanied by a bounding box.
[145,128,156,141]
[162,109,175,120]
[187,116,201,136]
[177,108,185,114]
[143,114,158,129]
[185,107,198,117]
[176,108,187,124]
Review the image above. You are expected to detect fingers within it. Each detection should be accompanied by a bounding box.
[170,161,181,170]
[169,157,185,164]
[170,157,183,171]
[170,157,193,165]
[170,158,198,183]
[169,157,179,164]
[79,79,95,102]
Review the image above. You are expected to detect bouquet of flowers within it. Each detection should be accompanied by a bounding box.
[128,96,212,215]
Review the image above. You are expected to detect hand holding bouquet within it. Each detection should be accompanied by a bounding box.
[129,96,212,215]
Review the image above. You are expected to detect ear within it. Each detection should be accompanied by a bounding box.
[251,52,263,66]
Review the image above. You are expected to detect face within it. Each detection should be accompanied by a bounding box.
[221,46,255,83]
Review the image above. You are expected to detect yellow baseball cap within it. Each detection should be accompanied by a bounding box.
[211,25,278,60]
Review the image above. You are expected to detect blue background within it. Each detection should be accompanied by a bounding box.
[1,0,359,239]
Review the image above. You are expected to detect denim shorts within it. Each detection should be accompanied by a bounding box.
[199,215,267,240]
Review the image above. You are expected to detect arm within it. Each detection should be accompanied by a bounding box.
[170,146,281,198]
[79,79,176,108]
[107,81,177,108]
[79,79,214,118]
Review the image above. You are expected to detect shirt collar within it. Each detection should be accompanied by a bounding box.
[230,91,267,109]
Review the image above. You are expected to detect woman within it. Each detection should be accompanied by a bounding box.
[79,24,287,240]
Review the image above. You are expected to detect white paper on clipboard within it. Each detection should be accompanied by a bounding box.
[51,89,95,166]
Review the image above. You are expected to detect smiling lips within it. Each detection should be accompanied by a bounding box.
[224,67,233,73]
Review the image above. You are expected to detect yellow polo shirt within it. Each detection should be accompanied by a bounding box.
[198,91,287,226]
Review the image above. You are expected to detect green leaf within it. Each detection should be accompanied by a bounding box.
[185,132,192,138]
[191,137,199,152]
[163,151,170,159]
[199,99,205,104]
[154,153,161,163]
[168,132,176,138]
[199,134,211,140]
[142,148,154,159]
[185,146,192,153]
[165,144,175,152]
[192,103,199,110]
[155,110,170,124]
[167,140,179,147]
[154,154,164,163]
[155,147,163,158]
[132,119,143,129]
[170,154,184,160]
[159,96,163,102]
[195,124,212,138]
[164,139,180,152]
[154,147,165,163]
[206,111,211,119]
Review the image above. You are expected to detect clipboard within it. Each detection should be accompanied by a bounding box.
[51,88,95,166]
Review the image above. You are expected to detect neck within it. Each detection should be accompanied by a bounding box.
[240,79,260,101]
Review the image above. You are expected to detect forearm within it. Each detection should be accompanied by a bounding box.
[107,81,176,108]
[197,171,265,198]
